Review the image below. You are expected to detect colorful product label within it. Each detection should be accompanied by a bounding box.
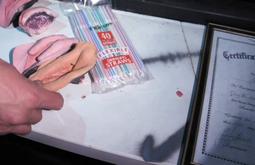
[98,31,116,46]
[97,47,129,58]
[102,55,133,69]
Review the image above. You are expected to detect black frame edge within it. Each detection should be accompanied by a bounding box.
[179,23,215,165]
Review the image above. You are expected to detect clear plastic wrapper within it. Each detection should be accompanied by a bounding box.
[61,4,151,93]
[59,0,111,15]
[58,0,110,6]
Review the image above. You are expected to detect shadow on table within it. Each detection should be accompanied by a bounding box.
[139,126,185,162]
[142,51,200,64]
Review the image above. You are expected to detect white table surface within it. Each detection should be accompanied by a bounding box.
[0,1,205,164]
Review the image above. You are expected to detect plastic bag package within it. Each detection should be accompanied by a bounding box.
[59,0,111,7]
[64,4,151,93]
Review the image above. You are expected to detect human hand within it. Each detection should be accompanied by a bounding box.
[0,59,63,135]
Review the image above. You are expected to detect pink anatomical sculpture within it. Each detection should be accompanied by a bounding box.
[0,0,58,36]
[12,34,98,91]
[19,6,58,36]
[0,0,37,27]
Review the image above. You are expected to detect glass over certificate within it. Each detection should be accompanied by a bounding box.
[192,25,255,165]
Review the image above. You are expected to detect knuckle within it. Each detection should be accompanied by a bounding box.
[5,112,26,125]
[38,113,43,122]
[22,126,32,135]
[34,112,43,124]
[15,125,32,135]
[28,91,39,102]
[25,90,40,108]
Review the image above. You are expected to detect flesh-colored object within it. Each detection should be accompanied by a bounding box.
[12,35,97,91]
[13,35,78,73]
[29,42,97,91]
[13,42,34,73]
[28,34,67,56]
[19,7,58,36]
[0,0,34,27]
[36,38,79,62]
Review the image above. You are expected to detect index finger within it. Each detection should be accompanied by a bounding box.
[36,87,64,110]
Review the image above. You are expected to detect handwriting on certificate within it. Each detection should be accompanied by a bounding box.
[216,77,255,153]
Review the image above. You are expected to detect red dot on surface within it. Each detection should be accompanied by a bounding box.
[176,90,183,97]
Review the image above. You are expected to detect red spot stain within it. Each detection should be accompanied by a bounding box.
[176,90,183,97]
[81,95,86,99]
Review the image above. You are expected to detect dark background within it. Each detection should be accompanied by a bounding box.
[112,0,255,31]
[2,0,255,165]
[0,134,112,165]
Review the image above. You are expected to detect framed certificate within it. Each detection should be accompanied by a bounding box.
[181,24,255,165]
